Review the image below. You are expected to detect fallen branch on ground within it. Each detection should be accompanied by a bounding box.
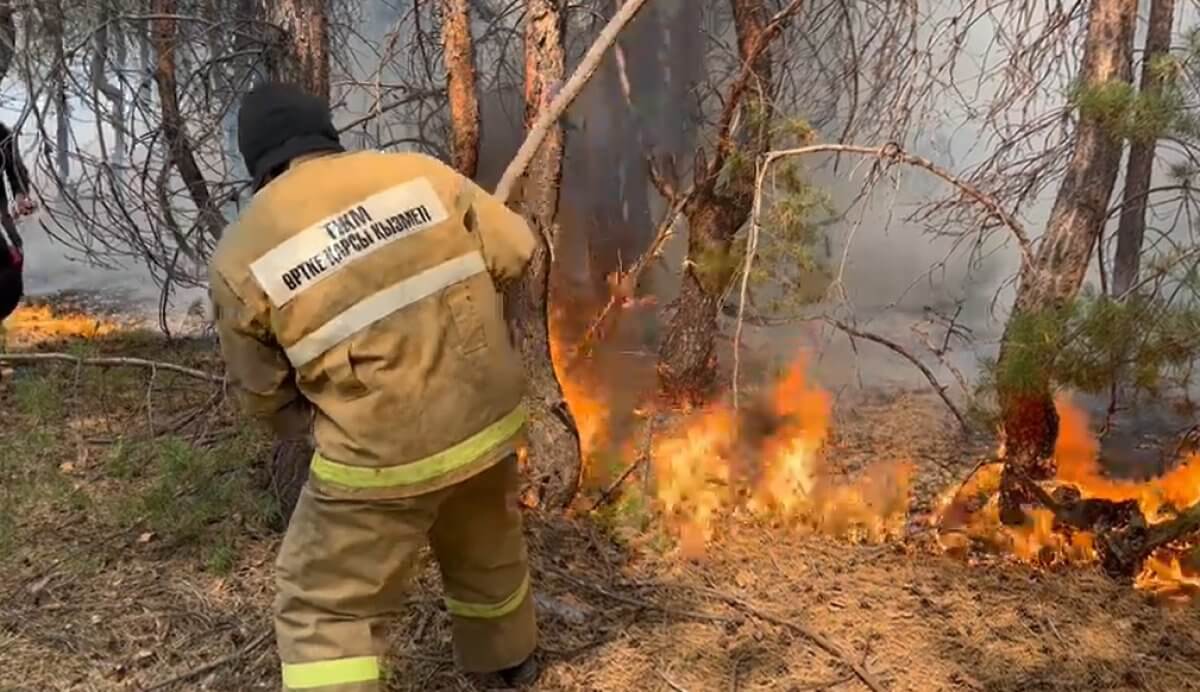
[541,567,741,624]
[825,318,969,432]
[1096,502,1200,579]
[0,352,224,384]
[142,627,271,691]
[669,583,888,692]
[1006,470,1200,580]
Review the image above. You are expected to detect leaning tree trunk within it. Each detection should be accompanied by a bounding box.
[149,3,223,243]
[503,0,583,508]
[1110,0,1175,297]
[264,0,330,101]
[658,0,779,403]
[441,0,480,179]
[996,0,1136,525]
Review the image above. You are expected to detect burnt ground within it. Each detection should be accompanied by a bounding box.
[2,303,1199,692]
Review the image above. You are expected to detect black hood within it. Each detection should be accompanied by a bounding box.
[237,82,344,191]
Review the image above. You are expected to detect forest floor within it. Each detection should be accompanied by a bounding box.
[2,300,1199,692]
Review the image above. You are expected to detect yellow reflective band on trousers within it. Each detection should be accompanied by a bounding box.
[281,655,380,689]
[310,406,525,489]
[445,573,531,619]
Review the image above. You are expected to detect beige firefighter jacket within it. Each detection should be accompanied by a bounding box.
[209,150,536,498]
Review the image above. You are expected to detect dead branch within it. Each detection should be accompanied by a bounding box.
[1096,502,1200,580]
[656,670,690,692]
[825,318,970,431]
[590,417,656,511]
[541,567,741,625]
[494,0,652,202]
[1000,470,1199,581]
[683,584,888,692]
[759,143,1034,267]
[141,627,272,691]
[0,352,224,384]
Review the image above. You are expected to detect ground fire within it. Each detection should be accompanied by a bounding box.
[552,304,1200,601]
[550,301,914,557]
[936,395,1200,603]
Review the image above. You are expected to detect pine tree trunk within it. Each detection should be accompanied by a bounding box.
[441,0,479,179]
[658,0,775,403]
[1111,0,1175,297]
[996,0,1136,524]
[503,0,582,508]
[149,2,222,242]
[264,0,330,101]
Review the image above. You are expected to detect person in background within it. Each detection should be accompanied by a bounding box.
[0,121,35,324]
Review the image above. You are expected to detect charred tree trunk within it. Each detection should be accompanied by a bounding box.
[149,2,223,243]
[996,0,1136,525]
[264,0,330,101]
[441,0,480,178]
[504,0,582,508]
[1110,0,1175,297]
[658,0,779,403]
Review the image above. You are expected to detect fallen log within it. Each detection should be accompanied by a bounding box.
[1009,470,1200,580]
[1095,501,1200,580]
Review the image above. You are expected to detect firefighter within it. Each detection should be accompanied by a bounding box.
[209,82,539,691]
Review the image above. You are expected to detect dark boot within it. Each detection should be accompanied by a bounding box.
[470,655,540,689]
[498,656,539,687]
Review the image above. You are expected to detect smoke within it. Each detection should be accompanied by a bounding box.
[10,0,1200,404]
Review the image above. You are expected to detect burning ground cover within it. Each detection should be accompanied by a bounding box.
[935,396,1200,602]
[555,309,1200,605]
[3,308,1200,691]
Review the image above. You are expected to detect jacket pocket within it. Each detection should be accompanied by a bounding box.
[327,344,369,399]
[445,282,489,360]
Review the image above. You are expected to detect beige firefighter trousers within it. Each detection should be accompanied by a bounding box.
[274,455,537,691]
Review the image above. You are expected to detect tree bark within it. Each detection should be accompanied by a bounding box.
[657,0,781,403]
[264,0,330,100]
[149,2,223,242]
[503,0,581,508]
[441,0,480,179]
[92,0,128,167]
[0,1,15,84]
[996,0,1136,524]
[39,0,70,181]
[1110,0,1175,297]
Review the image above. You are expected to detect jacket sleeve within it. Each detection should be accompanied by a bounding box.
[0,124,30,198]
[209,268,311,440]
[458,176,537,283]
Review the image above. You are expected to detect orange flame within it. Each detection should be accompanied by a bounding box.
[648,355,912,554]
[1054,397,1200,522]
[936,394,1200,598]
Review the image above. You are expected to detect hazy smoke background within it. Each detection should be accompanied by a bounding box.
[6,0,1197,402]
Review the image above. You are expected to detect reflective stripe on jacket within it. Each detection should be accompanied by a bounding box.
[209,150,536,497]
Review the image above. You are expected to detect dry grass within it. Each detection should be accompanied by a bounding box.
[1,307,1198,692]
